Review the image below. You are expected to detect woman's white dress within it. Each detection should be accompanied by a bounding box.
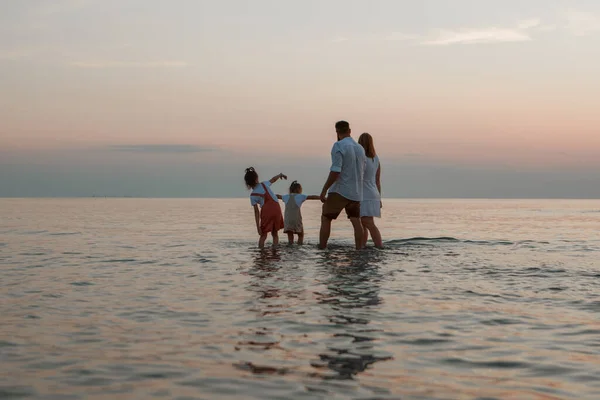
[360,155,381,218]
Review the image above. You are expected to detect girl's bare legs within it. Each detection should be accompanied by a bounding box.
[362,225,370,248]
[287,232,294,245]
[361,217,383,248]
[297,232,304,245]
[272,229,279,246]
[258,233,268,248]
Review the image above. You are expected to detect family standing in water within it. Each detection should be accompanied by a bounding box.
[244,120,382,250]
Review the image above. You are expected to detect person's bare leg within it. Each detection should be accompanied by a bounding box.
[258,233,268,248]
[287,232,294,245]
[361,219,370,248]
[370,224,383,248]
[362,217,383,248]
[272,230,279,246]
[297,233,304,245]
[349,217,364,250]
[319,215,332,249]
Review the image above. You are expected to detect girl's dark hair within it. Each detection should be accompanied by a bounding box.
[289,180,302,194]
[244,167,259,189]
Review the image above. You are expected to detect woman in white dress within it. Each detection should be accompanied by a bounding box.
[358,133,383,248]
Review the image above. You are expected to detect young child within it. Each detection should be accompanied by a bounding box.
[244,167,287,248]
[276,180,319,245]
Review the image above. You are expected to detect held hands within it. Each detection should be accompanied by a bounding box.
[320,191,327,203]
[279,173,287,180]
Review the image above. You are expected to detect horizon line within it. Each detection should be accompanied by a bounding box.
[1,196,600,201]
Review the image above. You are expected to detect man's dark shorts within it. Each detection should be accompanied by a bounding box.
[322,192,360,220]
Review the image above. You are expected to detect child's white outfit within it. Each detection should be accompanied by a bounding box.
[282,193,308,234]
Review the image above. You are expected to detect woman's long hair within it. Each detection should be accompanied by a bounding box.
[358,133,376,159]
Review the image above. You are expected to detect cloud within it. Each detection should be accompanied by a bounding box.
[423,28,532,46]
[382,32,418,41]
[106,145,218,154]
[70,61,188,68]
[335,19,544,47]
[537,24,558,32]
[518,18,556,32]
[332,18,544,46]
[566,10,600,36]
[518,18,541,30]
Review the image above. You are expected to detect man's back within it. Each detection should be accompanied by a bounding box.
[329,137,366,202]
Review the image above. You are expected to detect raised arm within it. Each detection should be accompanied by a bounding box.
[269,173,288,184]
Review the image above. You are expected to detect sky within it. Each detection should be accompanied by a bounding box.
[2,0,600,198]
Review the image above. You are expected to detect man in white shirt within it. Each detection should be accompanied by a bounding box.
[318,120,367,250]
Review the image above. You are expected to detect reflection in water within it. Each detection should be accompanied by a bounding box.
[237,248,393,382]
[248,248,283,300]
[236,248,306,364]
[315,249,392,380]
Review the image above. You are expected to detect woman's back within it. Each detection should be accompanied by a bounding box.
[363,155,380,200]
[357,132,383,247]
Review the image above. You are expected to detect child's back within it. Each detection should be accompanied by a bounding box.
[282,193,307,235]
[278,180,320,245]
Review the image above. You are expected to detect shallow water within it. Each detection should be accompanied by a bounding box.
[1,198,599,399]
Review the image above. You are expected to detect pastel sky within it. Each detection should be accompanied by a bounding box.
[2,0,600,197]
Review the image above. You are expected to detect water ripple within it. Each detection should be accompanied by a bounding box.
[2,198,600,400]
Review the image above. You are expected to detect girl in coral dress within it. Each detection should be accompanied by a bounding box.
[244,167,287,248]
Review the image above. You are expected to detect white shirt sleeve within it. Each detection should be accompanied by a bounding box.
[330,143,343,173]
[250,183,266,206]
[296,194,308,205]
[250,195,261,206]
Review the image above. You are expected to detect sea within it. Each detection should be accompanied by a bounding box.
[1,198,599,400]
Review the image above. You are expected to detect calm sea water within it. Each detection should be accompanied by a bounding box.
[1,198,599,400]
